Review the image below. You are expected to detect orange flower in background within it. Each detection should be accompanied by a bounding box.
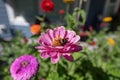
[59,9,65,15]
[30,24,41,34]
[63,0,74,3]
[108,38,115,46]
[40,0,55,12]
[103,17,112,23]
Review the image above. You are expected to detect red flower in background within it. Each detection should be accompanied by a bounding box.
[89,26,93,34]
[59,9,65,15]
[80,31,88,36]
[80,26,85,31]
[90,41,96,46]
[40,0,55,12]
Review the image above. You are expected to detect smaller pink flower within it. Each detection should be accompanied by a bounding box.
[100,22,107,28]
[36,26,82,64]
[10,55,39,80]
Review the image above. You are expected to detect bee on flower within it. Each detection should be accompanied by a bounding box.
[36,26,82,64]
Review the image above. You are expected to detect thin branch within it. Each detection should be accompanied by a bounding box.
[77,0,83,21]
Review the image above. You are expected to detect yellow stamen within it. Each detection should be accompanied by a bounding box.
[53,36,68,46]
[53,36,62,46]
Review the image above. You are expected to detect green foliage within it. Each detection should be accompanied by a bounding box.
[1,28,120,80]
[65,8,86,33]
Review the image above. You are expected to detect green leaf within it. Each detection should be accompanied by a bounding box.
[73,52,84,60]
[108,70,120,78]
[47,72,59,80]
[36,16,44,22]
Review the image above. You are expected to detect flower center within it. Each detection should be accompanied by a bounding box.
[21,61,29,67]
[53,37,68,46]
[46,2,50,7]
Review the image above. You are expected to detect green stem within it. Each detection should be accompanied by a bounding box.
[98,43,108,53]
[66,4,70,14]
[55,63,58,72]
[77,0,83,21]
[51,63,58,73]
[67,62,74,75]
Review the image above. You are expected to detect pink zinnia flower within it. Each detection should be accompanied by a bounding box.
[100,22,107,28]
[36,26,82,64]
[10,55,39,80]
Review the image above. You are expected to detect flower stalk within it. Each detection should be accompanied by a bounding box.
[77,0,83,21]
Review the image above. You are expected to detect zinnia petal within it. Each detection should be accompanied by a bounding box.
[63,54,74,62]
[41,52,50,59]
[64,44,82,53]
[47,29,54,41]
[49,52,57,57]
[59,26,66,38]
[65,30,76,41]
[51,53,60,64]
[39,33,53,46]
[53,26,66,38]
[70,35,80,44]
[53,29,60,38]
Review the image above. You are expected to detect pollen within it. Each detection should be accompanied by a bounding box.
[53,37,62,46]
[53,36,68,46]
[21,61,29,67]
